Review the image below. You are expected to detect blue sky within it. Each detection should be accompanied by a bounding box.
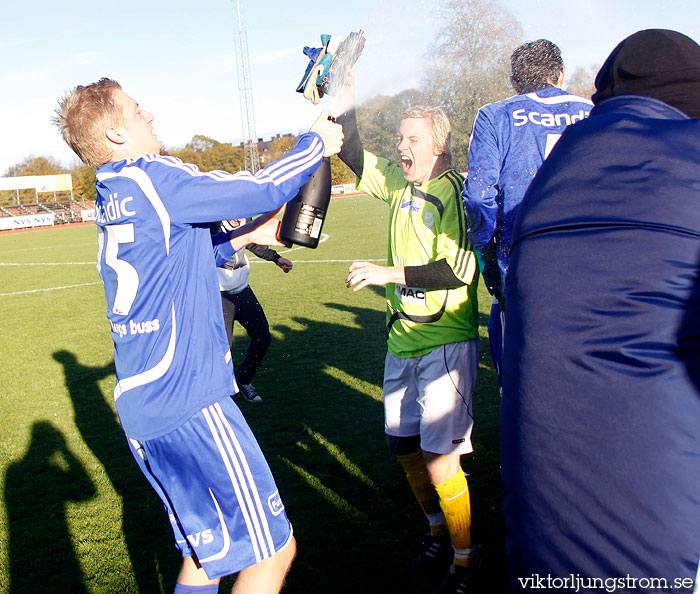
[1,0,698,175]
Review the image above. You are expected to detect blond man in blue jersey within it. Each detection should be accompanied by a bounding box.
[55,78,343,594]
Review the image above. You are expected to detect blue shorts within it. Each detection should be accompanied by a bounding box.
[127,397,292,579]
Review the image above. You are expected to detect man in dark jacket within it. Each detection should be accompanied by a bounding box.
[501,29,700,591]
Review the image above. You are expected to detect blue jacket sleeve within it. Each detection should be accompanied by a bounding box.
[140,132,325,225]
[462,107,500,250]
[210,232,237,267]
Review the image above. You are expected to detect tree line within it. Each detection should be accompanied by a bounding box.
[2,0,598,201]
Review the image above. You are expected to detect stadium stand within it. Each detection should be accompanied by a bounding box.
[0,174,93,229]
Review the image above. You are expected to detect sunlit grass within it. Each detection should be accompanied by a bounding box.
[0,195,504,593]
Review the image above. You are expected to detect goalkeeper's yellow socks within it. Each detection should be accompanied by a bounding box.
[396,450,446,528]
[396,453,480,571]
[434,471,476,568]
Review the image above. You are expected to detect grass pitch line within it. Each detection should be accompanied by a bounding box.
[0,261,97,266]
[0,242,96,254]
[0,281,102,297]
[250,258,384,264]
[1,257,386,266]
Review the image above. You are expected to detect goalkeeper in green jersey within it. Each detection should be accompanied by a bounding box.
[336,73,481,594]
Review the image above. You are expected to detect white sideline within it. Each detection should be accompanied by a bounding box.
[250,258,384,264]
[0,259,385,297]
[1,227,387,296]
[0,261,97,266]
[0,281,102,297]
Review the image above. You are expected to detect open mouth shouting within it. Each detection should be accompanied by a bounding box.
[400,155,414,177]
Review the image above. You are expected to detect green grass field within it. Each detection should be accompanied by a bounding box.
[0,194,504,594]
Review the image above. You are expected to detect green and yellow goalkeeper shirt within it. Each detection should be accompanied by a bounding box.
[357,151,479,358]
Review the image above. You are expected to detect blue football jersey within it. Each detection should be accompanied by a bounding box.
[462,86,593,277]
[94,132,324,440]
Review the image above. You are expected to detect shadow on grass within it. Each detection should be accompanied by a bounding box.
[9,300,503,594]
[52,350,179,594]
[225,301,506,594]
[5,421,95,594]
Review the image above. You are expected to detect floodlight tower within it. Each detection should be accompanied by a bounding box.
[231,0,260,173]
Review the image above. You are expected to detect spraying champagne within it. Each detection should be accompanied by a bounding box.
[282,31,366,248]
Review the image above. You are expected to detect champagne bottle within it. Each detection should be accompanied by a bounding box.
[280,156,331,248]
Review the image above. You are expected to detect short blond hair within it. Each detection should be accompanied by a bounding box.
[54,78,124,168]
[399,105,452,167]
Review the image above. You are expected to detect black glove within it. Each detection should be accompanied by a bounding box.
[480,239,505,310]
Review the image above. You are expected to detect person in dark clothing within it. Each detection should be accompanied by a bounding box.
[216,218,293,403]
[501,29,700,591]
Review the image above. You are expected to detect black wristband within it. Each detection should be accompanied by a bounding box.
[404,259,465,289]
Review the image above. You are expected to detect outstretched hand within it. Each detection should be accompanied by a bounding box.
[346,261,405,292]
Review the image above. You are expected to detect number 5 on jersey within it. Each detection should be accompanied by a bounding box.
[97,223,140,316]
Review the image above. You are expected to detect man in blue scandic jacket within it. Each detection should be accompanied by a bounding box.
[54,78,343,594]
[501,29,700,592]
[462,39,593,383]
